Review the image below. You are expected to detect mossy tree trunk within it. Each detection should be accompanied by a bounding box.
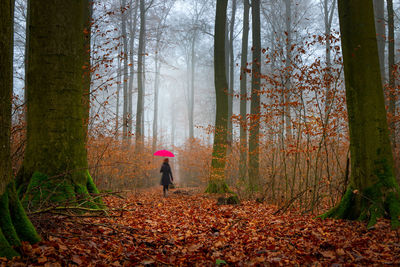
[0,1,40,258]
[248,0,261,192]
[206,0,230,194]
[321,0,400,229]
[16,0,101,210]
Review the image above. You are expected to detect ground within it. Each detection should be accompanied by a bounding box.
[1,188,400,266]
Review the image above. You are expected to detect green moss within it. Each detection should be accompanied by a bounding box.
[86,170,99,194]
[366,203,383,229]
[74,183,98,209]
[0,190,20,246]
[320,180,400,229]
[85,171,104,207]
[22,172,76,210]
[385,191,400,229]
[205,180,231,193]
[22,171,105,212]
[0,228,19,259]
[7,183,41,244]
[374,158,397,188]
[217,195,240,205]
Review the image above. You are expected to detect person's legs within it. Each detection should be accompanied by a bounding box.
[163,185,169,197]
[165,184,169,197]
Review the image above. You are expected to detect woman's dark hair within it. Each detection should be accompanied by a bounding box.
[164,158,169,163]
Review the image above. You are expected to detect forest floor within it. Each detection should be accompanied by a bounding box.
[1,187,400,266]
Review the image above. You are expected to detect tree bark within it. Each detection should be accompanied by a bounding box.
[17,0,101,210]
[152,49,160,151]
[189,34,195,140]
[248,0,261,192]
[206,0,230,193]
[387,0,396,147]
[116,46,121,136]
[128,0,138,140]
[0,0,40,258]
[135,0,145,152]
[227,0,236,155]
[322,0,400,229]
[82,0,92,143]
[283,0,292,138]
[373,0,385,84]
[121,0,129,140]
[239,0,249,182]
[322,0,335,113]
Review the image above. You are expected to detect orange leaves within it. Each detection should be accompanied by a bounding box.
[2,191,400,265]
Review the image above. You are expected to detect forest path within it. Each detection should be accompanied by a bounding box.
[2,188,399,266]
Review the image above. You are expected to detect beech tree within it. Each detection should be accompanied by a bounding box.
[206,0,230,193]
[135,0,146,150]
[0,0,40,258]
[322,0,400,228]
[16,0,101,209]
[248,0,261,191]
[121,0,129,139]
[239,0,250,182]
[387,0,396,147]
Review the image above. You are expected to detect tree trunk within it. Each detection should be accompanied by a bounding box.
[283,0,292,138]
[387,0,396,147]
[135,0,145,152]
[82,0,92,143]
[0,1,40,258]
[116,46,122,136]
[323,0,335,113]
[206,0,230,193]
[16,0,101,210]
[248,0,261,192]
[322,0,400,229]
[121,0,129,140]
[373,0,385,84]
[239,0,249,182]
[152,40,160,152]
[189,34,195,140]
[128,0,138,141]
[23,0,30,117]
[227,0,236,155]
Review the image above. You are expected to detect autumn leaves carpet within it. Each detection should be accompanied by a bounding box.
[1,188,399,266]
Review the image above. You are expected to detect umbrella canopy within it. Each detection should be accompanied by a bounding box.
[153,150,175,157]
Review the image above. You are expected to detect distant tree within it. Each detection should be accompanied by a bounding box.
[135,0,146,151]
[226,0,236,153]
[206,0,230,193]
[152,2,174,152]
[0,0,40,258]
[321,0,400,228]
[320,0,336,112]
[16,0,101,209]
[239,0,250,182]
[121,0,129,140]
[248,0,261,191]
[128,0,139,141]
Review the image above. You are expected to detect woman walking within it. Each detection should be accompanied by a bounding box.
[160,158,173,197]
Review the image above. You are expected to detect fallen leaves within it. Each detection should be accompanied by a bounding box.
[1,188,400,265]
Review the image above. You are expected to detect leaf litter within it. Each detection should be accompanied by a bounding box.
[1,188,400,266]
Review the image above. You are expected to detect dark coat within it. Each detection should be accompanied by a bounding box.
[160,162,173,186]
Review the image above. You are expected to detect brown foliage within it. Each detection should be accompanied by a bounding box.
[2,189,400,265]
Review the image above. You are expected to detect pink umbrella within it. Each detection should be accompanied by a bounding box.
[153,149,175,157]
